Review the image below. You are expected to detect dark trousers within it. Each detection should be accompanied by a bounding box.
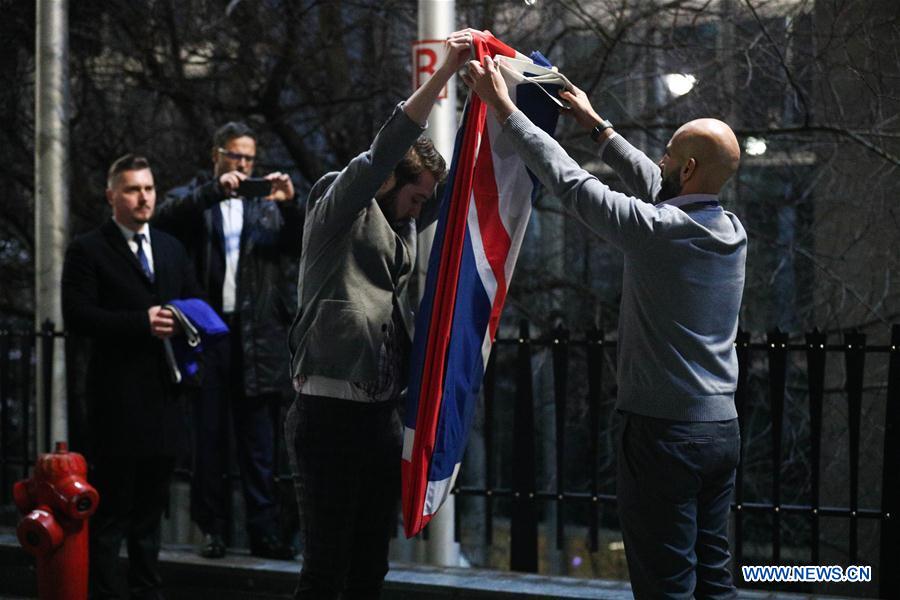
[285,393,401,600]
[88,455,175,600]
[191,323,278,538]
[617,411,740,600]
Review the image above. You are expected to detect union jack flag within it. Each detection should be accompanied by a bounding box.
[402,31,568,537]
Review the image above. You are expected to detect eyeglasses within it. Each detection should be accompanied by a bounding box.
[217,148,256,163]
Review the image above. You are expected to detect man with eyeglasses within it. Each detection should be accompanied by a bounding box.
[155,122,302,560]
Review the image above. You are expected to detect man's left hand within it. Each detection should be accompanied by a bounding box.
[264,172,295,202]
[559,85,607,133]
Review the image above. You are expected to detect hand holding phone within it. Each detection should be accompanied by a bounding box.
[266,172,295,202]
[237,177,273,198]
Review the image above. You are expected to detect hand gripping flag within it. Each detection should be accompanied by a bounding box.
[402,31,569,537]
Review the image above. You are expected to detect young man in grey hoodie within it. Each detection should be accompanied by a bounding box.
[285,30,475,600]
[464,56,746,599]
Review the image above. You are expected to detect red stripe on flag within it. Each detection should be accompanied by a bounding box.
[471,130,511,341]
[403,31,516,538]
[403,90,483,538]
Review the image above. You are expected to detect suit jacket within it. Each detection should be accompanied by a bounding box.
[61,219,204,457]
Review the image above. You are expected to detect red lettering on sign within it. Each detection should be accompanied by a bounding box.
[412,41,448,99]
[417,48,438,78]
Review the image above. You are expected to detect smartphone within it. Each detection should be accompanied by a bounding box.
[237,177,272,198]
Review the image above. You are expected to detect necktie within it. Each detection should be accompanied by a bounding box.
[133,233,154,283]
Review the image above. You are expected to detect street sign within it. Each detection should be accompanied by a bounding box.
[412,39,448,98]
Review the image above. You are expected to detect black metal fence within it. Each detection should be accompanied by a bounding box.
[0,321,56,499]
[1,321,898,597]
[450,321,899,597]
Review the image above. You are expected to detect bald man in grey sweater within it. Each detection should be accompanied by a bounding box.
[464,57,746,599]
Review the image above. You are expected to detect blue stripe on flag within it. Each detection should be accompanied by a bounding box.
[427,227,493,481]
[404,104,471,431]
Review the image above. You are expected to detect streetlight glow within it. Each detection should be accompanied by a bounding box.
[745,137,767,156]
[664,73,697,96]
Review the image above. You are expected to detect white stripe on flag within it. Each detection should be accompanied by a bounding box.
[486,83,535,281]
[423,462,461,516]
[466,189,499,305]
[481,327,493,370]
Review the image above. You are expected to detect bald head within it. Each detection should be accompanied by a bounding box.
[658,118,741,201]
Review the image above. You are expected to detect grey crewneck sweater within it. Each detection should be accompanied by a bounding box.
[503,112,747,422]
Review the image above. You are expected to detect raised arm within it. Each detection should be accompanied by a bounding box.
[502,111,659,250]
[306,29,474,232]
[304,106,426,231]
[461,55,660,250]
[403,29,476,126]
[559,85,661,204]
[154,178,223,238]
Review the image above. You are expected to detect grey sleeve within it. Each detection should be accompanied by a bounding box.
[307,103,426,233]
[502,111,660,251]
[600,134,663,204]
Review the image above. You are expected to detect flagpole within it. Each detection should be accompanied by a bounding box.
[416,0,460,568]
[35,0,70,452]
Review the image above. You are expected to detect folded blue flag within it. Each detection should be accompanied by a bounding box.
[162,298,229,385]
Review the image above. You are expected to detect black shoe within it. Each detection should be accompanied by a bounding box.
[249,534,295,560]
[199,533,226,559]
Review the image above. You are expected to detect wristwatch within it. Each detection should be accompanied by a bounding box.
[590,119,614,143]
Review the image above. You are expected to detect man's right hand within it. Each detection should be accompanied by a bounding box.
[559,85,606,133]
[218,170,247,196]
[148,306,176,339]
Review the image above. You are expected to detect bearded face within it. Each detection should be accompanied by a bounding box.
[657,164,683,203]
[376,171,437,227]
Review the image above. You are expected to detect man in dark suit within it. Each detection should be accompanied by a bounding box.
[62,154,203,600]
[155,123,300,559]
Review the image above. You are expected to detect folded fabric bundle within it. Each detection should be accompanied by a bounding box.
[162,298,229,385]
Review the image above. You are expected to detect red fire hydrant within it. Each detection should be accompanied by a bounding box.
[13,441,99,600]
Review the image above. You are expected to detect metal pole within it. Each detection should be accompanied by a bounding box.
[35,0,69,451]
[414,0,458,297]
[416,0,459,568]
[416,0,458,164]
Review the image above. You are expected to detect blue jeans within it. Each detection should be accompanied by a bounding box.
[617,411,740,599]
